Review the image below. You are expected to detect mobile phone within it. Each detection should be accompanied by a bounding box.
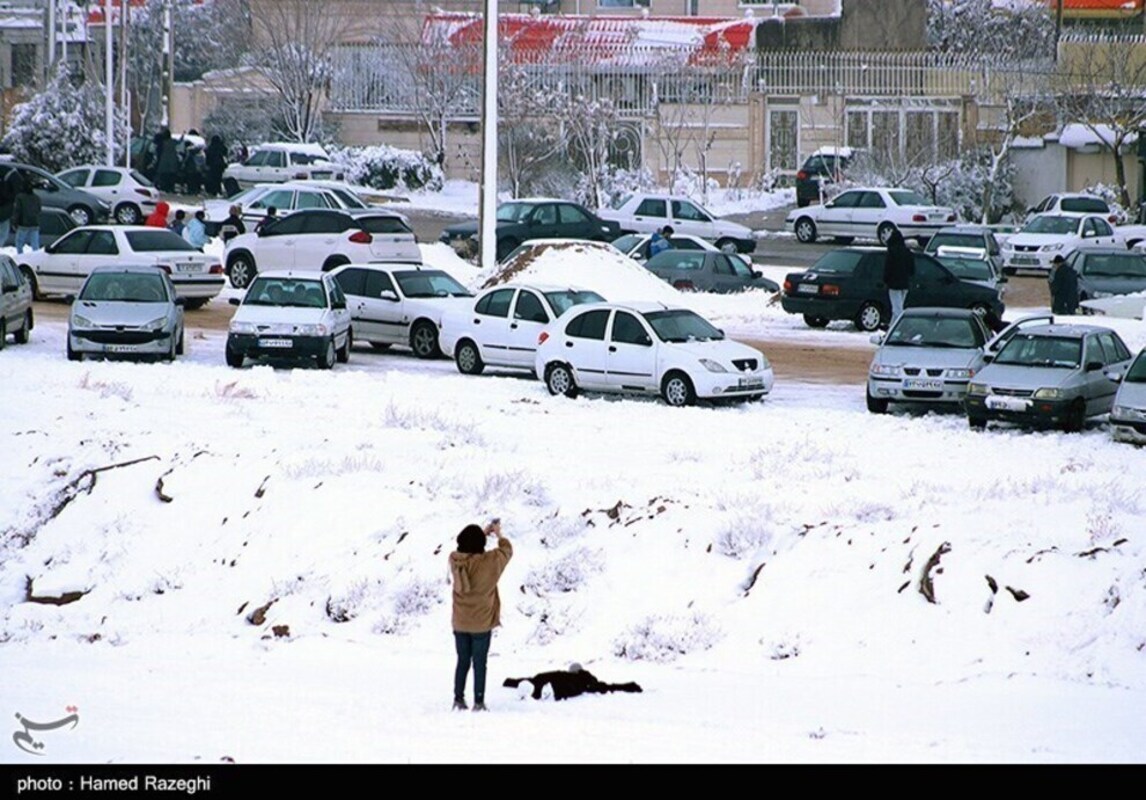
[490,517,501,525]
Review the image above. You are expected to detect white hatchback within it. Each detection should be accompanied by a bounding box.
[56,165,160,226]
[535,301,774,406]
[439,283,605,376]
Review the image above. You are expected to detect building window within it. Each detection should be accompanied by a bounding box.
[845,106,961,167]
[597,0,649,7]
[11,44,37,88]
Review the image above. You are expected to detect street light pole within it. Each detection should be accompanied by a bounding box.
[105,0,114,166]
[479,0,498,270]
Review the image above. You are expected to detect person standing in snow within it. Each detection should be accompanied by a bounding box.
[882,227,914,324]
[449,519,512,712]
[204,134,227,197]
[0,167,22,246]
[154,128,180,194]
[12,176,41,254]
[1048,254,1080,316]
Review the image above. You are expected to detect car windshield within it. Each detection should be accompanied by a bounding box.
[886,316,981,348]
[888,190,930,206]
[246,277,327,307]
[330,188,368,209]
[1023,216,1081,235]
[496,203,536,223]
[611,234,641,252]
[1124,352,1146,383]
[611,194,633,210]
[937,256,994,282]
[544,289,606,315]
[393,270,472,298]
[1079,253,1146,278]
[79,272,168,303]
[994,334,1081,368]
[226,186,263,203]
[642,309,723,343]
[808,250,864,274]
[125,230,198,252]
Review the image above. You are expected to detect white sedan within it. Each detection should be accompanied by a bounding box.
[439,283,606,376]
[1001,213,1125,274]
[328,263,474,358]
[785,187,958,246]
[17,226,225,308]
[611,231,754,267]
[535,301,774,406]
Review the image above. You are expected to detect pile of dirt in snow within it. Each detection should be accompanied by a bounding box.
[475,240,683,304]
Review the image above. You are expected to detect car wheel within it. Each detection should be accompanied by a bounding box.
[877,223,901,246]
[165,337,177,362]
[803,314,830,329]
[175,327,184,356]
[336,328,352,363]
[317,337,337,370]
[114,203,142,225]
[455,339,485,375]
[370,342,392,352]
[225,343,244,368]
[14,310,31,344]
[968,415,987,431]
[66,340,82,362]
[323,255,350,273]
[19,267,40,300]
[715,238,738,254]
[1062,399,1086,433]
[866,388,889,414]
[410,320,441,359]
[496,237,520,262]
[794,217,817,244]
[661,371,697,407]
[227,253,256,290]
[68,205,93,226]
[0,318,6,350]
[545,363,579,398]
[855,301,885,332]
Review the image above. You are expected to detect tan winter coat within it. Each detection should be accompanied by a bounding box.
[449,536,513,633]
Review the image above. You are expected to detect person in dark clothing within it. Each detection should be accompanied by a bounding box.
[204,135,227,197]
[0,168,23,246]
[255,206,277,233]
[12,179,42,254]
[181,144,204,195]
[1048,254,1080,315]
[648,225,674,257]
[219,204,246,243]
[154,128,180,193]
[882,228,915,323]
[503,663,643,701]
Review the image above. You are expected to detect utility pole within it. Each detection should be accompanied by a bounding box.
[1055,0,1064,60]
[479,0,498,271]
[105,0,114,165]
[161,0,174,128]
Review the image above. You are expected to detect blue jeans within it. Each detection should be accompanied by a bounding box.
[888,288,908,323]
[453,630,492,704]
[15,227,39,254]
[0,218,10,247]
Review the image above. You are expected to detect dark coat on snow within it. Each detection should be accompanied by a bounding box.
[503,666,642,701]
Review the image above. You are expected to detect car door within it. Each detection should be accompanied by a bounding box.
[523,202,561,241]
[75,230,122,285]
[467,287,514,363]
[670,199,714,240]
[853,191,888,239]
[1084,331,1131,414]
[252,212,308,270]
[907,254,957,308]
[296,211,351,268]
[264,150,288,182]
[0,259,18,328]
[244,187,295,227]
[57,168,91,191]
[34,228,93,295]
[632,197,668,234]
[554,202,599,240]
[818,190,862,237]
[504,288,551,368]
[326,276,352,346]
[91,169,124,206]
[708,253,748,293]
[335,266,402,345]
[1086,217,1120,248]
[559,308,611,390]
[985,313,1054,357]
[605,310,657,391]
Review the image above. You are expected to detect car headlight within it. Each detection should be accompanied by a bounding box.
[72,315,93,328]
[759,356,771,371]
[870,364,901,377]
[230,321,256,334]
[947,368,974,379]
[145,316,168,331]
[296,324,328,336]
[1041,243,1064,252]
[1001,243,1015,253]
[1111,404,1127,418]
[967,382,990,395]
[700,358,728,373]
[1032,388,1063,400]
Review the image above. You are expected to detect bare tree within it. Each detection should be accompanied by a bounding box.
[498,62,565,197]
[976,71,1047,223]
[560,94,624,210]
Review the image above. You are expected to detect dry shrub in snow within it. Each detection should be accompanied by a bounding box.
[522,547,604,596]
[78,373,133,403]
[713,514,774,560]
[612,612,721,662]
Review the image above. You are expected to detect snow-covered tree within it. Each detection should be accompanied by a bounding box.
[498,63,567,198]
[927,0,1055,61]
[561,95,626,210]
[1,65,125,172]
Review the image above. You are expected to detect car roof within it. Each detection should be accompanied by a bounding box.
[895,306,980,320]
[565,300,687,315]
[87,264,170,275]
[933,225,993,234]
[1015,323,1116,338]
[488,282,597,293]
[1075,247,1143,255]
[253,270,329,280]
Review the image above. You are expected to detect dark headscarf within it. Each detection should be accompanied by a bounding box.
[456,524,486,554]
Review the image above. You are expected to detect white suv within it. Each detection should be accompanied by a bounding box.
[222,143,344,194]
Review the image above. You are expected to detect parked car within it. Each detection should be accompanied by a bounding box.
[66,265,184,363]
[963,322,1133,432]
[225,269,352,369]
[0,254,33,348]
[780,247,1006,332]
[643,249,780,294]
[596,193,756,254]
[328,263,473,359]
[221,142,344,194]
[203,181,371,235]
[535,301,774,406]
[17,225,225,309]
[865,307,1048,414]
[932,245,1008,298]
[55,165,160,225]
[439,283,606,376]
[785,187,958,246]
[611,231,753,267]
[922,224,1005,274]
[1064,247,1146,308]
[439,199,622,262]
[0,162,110,226]
[222,208,421,290]
[1026,192,1117,224]
[2,208,76,250]
[1001,213,1124,274]
[1109,347,1146,445]
[795,147,856,208]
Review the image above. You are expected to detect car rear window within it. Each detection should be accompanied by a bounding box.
[928,233,985,252]
[545,290,605,315]
[1079,253,1146,277]
[807,250,865,274]
[360,216,413,235]
[124,230,197,252]
[1060,197,1109,214]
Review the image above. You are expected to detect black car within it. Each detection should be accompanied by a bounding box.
[780,246,1006,332]
[439,199,622,262]
[2,208,76,249]
[643,250,780,294]
[795,149,855,208]
[1066,248,1146,309]
[0,163,110,226]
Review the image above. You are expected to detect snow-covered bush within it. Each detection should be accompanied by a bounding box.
[329,145,444,192]
[1081,183,1131,224]
[1,66,124,172]
[612,611,722,662]
[590,165,655,210]
[522,547,605,596]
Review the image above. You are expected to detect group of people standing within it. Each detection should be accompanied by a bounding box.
[148,128,229,198]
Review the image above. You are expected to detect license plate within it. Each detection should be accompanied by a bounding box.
[106,344,137,353]
[986,395,1029,411]
[903,379,943,390]
[312,172,332,179]
[1012,256,1038,265]
[175,263,202,273]
[797,283,819,294]
[737,378,764,389]
[258,338,292,348]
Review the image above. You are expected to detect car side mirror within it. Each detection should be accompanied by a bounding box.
[1105,369,1123,383]
[332,299,346,310]
[1,282,14,293]
[379,289,399,302]
[752,270,762,278]
[869,333,884,345]
[1086,360,1104,372]
[983,353,995,363]
[229,297,241,306]
[63,294,75,304]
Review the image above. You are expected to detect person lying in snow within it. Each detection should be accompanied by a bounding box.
[503,663,642,701]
